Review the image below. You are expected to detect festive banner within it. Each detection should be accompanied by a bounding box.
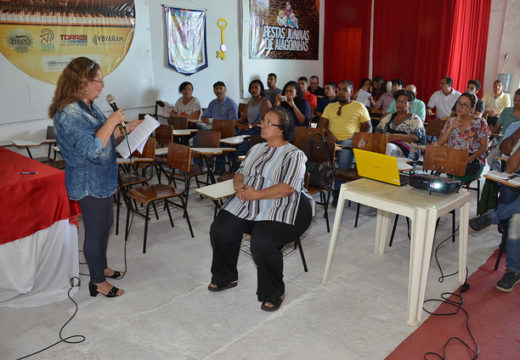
[164,7,207,75]
[0,0,135,85]
[249,0,319,60]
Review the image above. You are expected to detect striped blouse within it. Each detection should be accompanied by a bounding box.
[222,142,313,225]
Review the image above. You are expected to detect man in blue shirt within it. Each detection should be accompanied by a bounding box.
[201,81,238,127]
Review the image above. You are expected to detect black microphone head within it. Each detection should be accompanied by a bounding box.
[106,94,118,111]
[156,100,165,107]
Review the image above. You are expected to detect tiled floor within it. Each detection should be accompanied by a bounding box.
[1,181,500,359]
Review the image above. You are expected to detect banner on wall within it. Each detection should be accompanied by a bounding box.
[249,0,319,60]
[0,0,135,85]
[164,7,207,75]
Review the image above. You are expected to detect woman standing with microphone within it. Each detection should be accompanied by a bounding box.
[49,57,141,298]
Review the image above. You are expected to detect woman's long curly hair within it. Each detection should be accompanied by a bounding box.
[48,57,100,118]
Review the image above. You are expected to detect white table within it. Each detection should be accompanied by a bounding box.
[220,135,250,145]
[321,178,470,326]
[173,129,198,136]
[195,179,234,218]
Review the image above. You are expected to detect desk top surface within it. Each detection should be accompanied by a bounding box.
[195,179,234,200]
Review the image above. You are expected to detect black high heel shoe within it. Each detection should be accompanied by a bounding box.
[89,281,122,298]
[105,270,123,279]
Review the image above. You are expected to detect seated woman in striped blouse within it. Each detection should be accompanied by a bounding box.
[207,106,314,312]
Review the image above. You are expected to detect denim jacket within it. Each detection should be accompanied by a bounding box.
[54,101,117,200]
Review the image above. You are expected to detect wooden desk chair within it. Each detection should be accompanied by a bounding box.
[155,124,174,147]
[238,103,248,119]
[168,116,188,129]
[212,119,235,139]
[425,118,447,143]
[293,127,325,149]
[125,142,194,253]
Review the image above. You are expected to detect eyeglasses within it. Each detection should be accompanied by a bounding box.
[396,99,409,105]
[261,119,283,128]
[337,104,345,116]
[456,101,470,108]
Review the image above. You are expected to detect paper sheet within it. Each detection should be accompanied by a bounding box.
[116,115,160,159]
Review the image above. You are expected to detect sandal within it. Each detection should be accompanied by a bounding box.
[207,281,238,292]
[106,270,124,280]
[261,294,285,312]
[89,282,123,298]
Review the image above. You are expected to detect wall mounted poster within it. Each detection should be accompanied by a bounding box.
[164,7,207,75]
[250,0,319,60]
[0,0,135,84]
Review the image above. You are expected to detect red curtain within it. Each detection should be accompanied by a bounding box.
[447,0,491,98]
[324,0,491,101]
[323,0,371,89]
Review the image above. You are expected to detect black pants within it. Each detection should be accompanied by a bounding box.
[210,196,312,302]
[77,195,114,283]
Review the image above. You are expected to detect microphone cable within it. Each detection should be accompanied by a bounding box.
[15,277,85,360]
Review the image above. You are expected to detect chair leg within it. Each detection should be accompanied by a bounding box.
[389,215,399,247]
[495,230,508,270]
[354,203,361,228]
[296,237,308,272]
[451,210,456,242]
[324,190,331,233]
[179,196,194,238]
[165,199,174,227]
[152,202,159,220]
[143,204,150,253]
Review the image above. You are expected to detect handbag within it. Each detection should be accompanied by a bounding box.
[302,134,336,188]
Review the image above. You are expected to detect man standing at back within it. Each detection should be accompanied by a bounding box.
[309,75,325,97]
[319,80,370,203]
[427,76,461,118]
[264,73,282,105]
[298,76,318,108]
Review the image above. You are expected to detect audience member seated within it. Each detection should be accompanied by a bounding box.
[494,88,520,134]
[427,76,461,119]
[314,81,337,120]
[435,92,490,180]
[371,76,386,104]
[298,76,317,108]
[237,79,272,132]
[275,80,311,127]
[449,79,484,118]
[487,113,520,171]
[309,75,325,97]
[373,79,403,113]
[318,79,370,200]
[207,107,313,312]
[170,81,201,120]
[469,132,520,293]
[386,84,426,121]
[264,72,282,105]
[374,89,426,160]
[201,81,238,130]
[483,79,510,126]
[353,78,372,109]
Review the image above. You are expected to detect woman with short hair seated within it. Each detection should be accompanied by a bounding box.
[207,106,313,312]
[274,81,311,127]
[436,92,491,179]
[375,89,426,160]
[170,81,201,120]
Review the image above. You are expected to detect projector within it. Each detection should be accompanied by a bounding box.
[409,174,461,194]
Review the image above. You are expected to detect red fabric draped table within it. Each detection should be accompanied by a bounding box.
[0,147,81,307]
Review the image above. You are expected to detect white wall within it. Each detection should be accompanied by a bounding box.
[0,0,324,152]
[483,0,520,96]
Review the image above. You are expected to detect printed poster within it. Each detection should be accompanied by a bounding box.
[0,0,135,85]
[164,7,207,75]
[250,0,319,60]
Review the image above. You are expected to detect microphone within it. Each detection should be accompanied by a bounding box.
[106,94,126,129]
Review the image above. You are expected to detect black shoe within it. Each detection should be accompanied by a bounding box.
[469,214,492,232]
[89,282,123,298]
[496,270,520,292]
[106,270,123,279]
[261,294,285,312]
[207,281,238,292]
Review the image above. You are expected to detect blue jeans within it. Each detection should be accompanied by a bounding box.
[488,186,520,272]
[334,139,354,191]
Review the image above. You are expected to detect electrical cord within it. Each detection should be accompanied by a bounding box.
[15,277,85,360]
[421,227,479,359]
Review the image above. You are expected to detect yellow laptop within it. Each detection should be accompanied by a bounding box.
[353,148,409,186]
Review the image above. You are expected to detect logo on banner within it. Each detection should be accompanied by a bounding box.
[7,29,32,53]
[92,35,124,46]
[40,29,55,52]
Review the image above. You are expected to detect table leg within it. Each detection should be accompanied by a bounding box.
[374,209,392,254]
[458,202,469,283]
[406,207,435,326]
[321,184,347,284]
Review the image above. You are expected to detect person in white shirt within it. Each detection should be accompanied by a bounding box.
[427,76,461,118]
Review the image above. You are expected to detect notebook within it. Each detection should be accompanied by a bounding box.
[353,148,409,186]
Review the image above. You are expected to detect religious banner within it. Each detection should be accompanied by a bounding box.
[249,0,319,60]
[0,0,135,85]
[164,7,207,75]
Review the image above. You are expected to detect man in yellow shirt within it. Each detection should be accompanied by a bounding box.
[483,79,511,126]
[319,80,370,200]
